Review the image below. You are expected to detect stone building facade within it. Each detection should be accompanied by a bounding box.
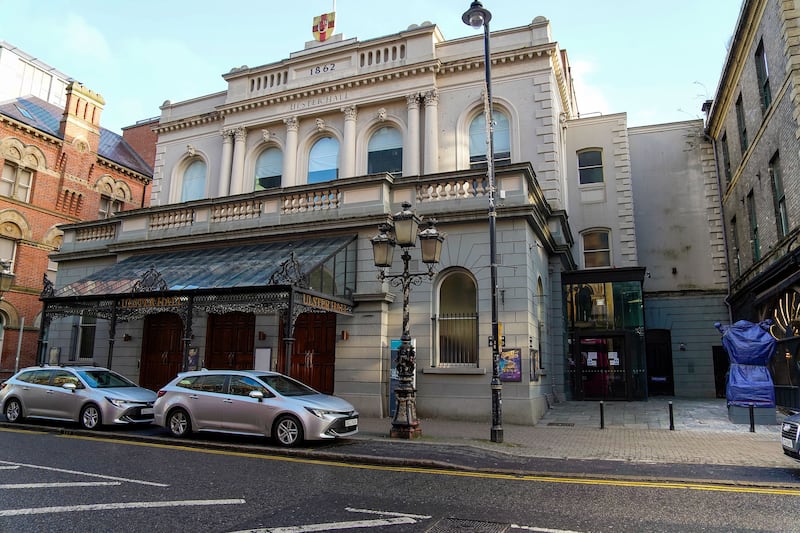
[42,11,729,424]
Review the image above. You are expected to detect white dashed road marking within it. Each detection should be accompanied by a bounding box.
[0,499,246,517]
[0,460,168,486]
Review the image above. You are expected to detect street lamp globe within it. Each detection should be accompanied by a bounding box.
[462,0,491,29]
[370,223,396,268]
[392,202,420,248]
[418,220,445,264]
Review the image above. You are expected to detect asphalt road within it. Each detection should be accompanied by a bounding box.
[1,425,799,532]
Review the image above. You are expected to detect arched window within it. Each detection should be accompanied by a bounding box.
[469,110,510,169]
[582,230,611,268]
[368,127,403,175]
[437,270,478,366]
[308,137,339,184]
[181,159,206,202]
[255,147,282,190]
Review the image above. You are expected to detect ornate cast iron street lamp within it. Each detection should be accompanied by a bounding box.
[463,0,503,443]
[371,202,445,438]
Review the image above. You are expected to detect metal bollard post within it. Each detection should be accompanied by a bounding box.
[749,403,755,433]
[669,401,674,431]
[600,400,605,429]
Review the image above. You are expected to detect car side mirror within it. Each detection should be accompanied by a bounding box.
[249,390,264,402]
[62,382,77,392]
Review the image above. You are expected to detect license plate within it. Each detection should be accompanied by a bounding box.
[141,408,154,415]
[782,437,794,449]
[344,417,358,428]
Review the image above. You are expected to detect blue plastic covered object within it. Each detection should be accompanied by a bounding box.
[714,320,776,407]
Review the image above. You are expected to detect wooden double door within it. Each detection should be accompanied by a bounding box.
[140,311,336,394]
[278,312,337,394]
[139,311,255,391]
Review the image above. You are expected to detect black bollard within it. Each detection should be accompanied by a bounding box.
[749,403,755,433]
[600,400,605,429]
[669,401,674,431]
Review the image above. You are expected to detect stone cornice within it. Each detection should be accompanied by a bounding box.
[706,0,765,136]
[97,157,152,184]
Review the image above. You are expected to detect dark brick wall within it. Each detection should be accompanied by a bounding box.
[716,0,800,302]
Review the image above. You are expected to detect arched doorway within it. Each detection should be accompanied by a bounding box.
[140,312,183,391]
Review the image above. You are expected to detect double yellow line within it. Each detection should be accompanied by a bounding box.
[10,429,800,497]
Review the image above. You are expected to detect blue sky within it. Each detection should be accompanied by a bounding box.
[1,0,742,134]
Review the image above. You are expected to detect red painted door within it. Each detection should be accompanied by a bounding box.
[205,312,255,370]
[288,312,336,394]
[140,313,184,391]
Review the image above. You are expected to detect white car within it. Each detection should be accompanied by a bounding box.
[782,411,800,462]
[154,369,358,447]
[0,365,156,429]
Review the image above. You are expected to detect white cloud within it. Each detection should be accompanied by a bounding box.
[61,14,112,64]
[569,59,610,118]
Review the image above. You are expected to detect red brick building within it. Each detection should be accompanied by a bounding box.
[0,82,152,376]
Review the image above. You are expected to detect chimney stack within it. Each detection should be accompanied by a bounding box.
[59,82,105,154]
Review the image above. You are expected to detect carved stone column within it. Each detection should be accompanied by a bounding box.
[423,90,439,174]
[341,105,357,178]
[218,129,234,197]
[405,94,421,177]
[230,127,247,194]
[283,117,299,187]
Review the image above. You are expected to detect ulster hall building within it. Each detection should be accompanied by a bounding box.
[39,14,728,423]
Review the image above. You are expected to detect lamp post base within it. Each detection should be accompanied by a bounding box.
[490,426,503,443]
[390,385,422,439]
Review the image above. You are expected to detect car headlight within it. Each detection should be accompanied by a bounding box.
[305,407,335,419]
[105,397,132,408]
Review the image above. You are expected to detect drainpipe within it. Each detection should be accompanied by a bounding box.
[703,102,734,324]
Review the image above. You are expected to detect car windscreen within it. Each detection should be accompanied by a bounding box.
[77,370,137,389]
[259,375,317,396]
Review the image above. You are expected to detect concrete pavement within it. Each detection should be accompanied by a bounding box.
[353,398,800,469]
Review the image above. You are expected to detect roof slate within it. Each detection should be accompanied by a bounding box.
[0,96,153,177]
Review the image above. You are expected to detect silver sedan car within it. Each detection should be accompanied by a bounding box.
[154,369,359,447]
[0,365,157,429]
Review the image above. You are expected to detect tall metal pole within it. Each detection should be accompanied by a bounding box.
[482,15,503,444]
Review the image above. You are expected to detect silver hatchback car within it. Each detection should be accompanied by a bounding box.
[154,369,359,447]
[0,365,157,429]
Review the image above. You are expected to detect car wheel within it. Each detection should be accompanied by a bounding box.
[274,415,303,447]
[4,399,23,423]
[167,409,191,438]
[80,404,102,430]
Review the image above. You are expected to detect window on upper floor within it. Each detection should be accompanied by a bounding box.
[436,270,478,366]
[1,162,32,202]
[99,196,122,219]
[469,110,510,169]
[0,238,16,274]
[308,137,339,184]
[577,149,604,185]
[255,147,282,190]
[582,230,611,268]
[731,216,741,277]
[721,133,732,184]
[755,39,772,113]
[736,94,748,152]
[181,159,207,202]
[368,127,403,175]
[769,151,789,240]
[747,189,760,262]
